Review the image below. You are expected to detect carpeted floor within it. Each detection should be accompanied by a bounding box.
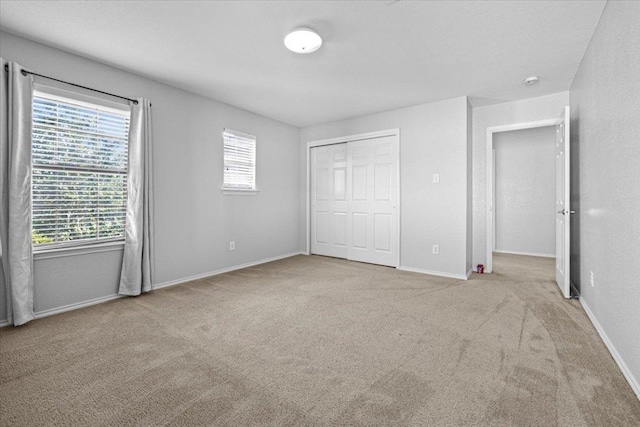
[1,253,639,426]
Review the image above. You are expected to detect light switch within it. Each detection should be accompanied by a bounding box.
[433,174,440,184]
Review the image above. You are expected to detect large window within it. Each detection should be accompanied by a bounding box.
[31,87,131,248]
[223,128,256,191]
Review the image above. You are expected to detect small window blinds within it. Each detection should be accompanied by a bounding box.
[223,129,256,190]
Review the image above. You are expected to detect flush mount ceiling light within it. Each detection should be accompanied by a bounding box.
[284,28,322,54]
[524,76,540,85]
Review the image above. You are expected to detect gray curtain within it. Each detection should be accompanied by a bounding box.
[119,98,154,296]
[0,59,35,326]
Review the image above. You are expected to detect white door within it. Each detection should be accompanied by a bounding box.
[555,106,571,298]
[347,136,398,267]
[311,144,348,258]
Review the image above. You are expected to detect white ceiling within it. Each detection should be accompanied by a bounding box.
[0,1,605,128]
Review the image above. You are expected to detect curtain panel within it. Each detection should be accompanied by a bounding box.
[119,98,154,296]
[0,59,35,326]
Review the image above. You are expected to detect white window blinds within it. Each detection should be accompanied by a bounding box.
[223,129,256,190]
[31,90,130,248]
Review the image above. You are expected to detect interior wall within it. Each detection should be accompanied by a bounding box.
[569,1,640,395]
[301,96,471,278]
[493,126,555,257]
[0,31,301,322]
[472,91,570,267]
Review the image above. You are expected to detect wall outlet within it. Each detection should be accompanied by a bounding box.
[229,241,235,251]
[432,244,439,255]
[433,173,440,184]
[590,271,594,287]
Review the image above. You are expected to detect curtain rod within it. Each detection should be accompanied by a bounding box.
[4,63,138,105]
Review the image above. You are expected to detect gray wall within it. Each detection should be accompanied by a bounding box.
[301,97,471,278]
[494,126,555,256]
[472,91,570,266]
[569,1,640,392]
[0,31,301,321]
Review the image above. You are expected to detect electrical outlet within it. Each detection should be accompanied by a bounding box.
[590,271,594,287]
[432,244,439,255]
[433,173,440,184]
[229,241,235,251]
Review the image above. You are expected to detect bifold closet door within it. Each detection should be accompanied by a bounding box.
[311,143,348,258]
[347,136,398,267]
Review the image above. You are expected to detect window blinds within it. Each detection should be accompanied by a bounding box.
[223,129,256,190]
[31,92,130,247]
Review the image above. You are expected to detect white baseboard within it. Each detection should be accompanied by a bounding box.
[0,293,127,326]
[0,251,304,327]
[494,250,554,258]
[397,266,469,280]
[154,251,304,290]
[36,294,124,320]
[466,269,473,279]
[580,298,640,400]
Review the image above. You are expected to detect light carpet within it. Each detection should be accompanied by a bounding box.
[1,253,639,426]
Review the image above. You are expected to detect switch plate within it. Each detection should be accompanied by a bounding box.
[432,244,439,255]
[590,271,594,287]
[229,241,235,251]
[433,174,440,184]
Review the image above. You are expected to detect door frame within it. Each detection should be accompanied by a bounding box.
[305,128,401,268]
[485,118,561,273]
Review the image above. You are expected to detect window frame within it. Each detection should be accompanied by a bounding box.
[221,128,259,195]
[31,84,132,253]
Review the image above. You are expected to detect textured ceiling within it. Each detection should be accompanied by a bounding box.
[0,1,605,127]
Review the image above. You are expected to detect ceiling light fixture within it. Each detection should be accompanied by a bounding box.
[284,28,322,54]
[524,76,540,85]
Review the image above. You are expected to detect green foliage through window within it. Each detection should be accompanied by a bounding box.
[31,92,130,247]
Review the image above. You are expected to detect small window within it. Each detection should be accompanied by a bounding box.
[31,87,131,249]
[223,129,257,192]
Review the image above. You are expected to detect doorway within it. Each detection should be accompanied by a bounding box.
[486,107,571,297]
[306,129,400,267]
[493,126,556,258]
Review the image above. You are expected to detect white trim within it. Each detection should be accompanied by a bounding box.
[34,83,131,113]
[398,266,469,281]
[306,129,398,148]
[306,144,310,255]
[580,298,640,400]
[0,251,304,327]
[223,128,256,141]
[466,269,473,279]
[154,251,304,290]
[305,128,401,268]
[485,118,560,273]
[33,294,123,320]
[34,241,125,260]
[494,250,555,258]
[221,189,260,196]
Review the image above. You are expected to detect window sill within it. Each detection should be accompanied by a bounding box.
[33,240,125,260]
[221,188,260,196]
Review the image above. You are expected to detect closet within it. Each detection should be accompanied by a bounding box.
[310,134,398,267]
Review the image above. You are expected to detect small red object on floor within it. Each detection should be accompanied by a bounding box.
[477,264,484,274]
